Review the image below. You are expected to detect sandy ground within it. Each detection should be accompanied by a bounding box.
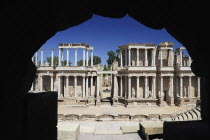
[58,105,193,115]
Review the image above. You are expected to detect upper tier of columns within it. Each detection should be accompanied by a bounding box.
[119,47,156,67]
[34,47,94,67]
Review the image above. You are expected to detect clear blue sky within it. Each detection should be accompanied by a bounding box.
[39,14,186,65]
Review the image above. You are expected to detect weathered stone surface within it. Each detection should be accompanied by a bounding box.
[140,121,163,135]
[94,129,123,135]
[57,123,80,140]
[80,126,95,134]
[120,125,139,133]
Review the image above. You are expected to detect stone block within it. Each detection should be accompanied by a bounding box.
[120,125,139,133]
[94,129,123,135]
[80,126,95,133]
[139,121,163,139]
[57,123,80,140]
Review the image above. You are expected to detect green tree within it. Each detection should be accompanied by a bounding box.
[77,59,83,66]
[46,56,71,66]
[88,56,102,65]
[106,51,117,69]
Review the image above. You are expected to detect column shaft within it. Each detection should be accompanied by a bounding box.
[51,49,54,66]
[180,76,183,97]
[59,49,61,66]
[66,76,69,97]
[41,49,44,66]
[136,49,139,66]
[145,49,148,66]
[128,76,131,98]
[136,76,140,98]
[86,77,89,97]
[120,76,123,97]
[91,50,93,66]
[40,75,43,91]
[75,48,77,66]
[125,50,127,66]
[86,49,89,66]
[153,76,156,98]
[120,50,123,67]
[160,76,163,97]
[124,76,127,98]
[97,76,100,97]
[83,49,85,66]
[35,52,38,66]
[66,48,69,66]
[58,76,61,97]
[113,75,117,97]
[90,76,93,96]
[145,76,148,98]
[74,76,77,97]
[152,49,155,66]
[128,49,131,66]
[61,49,64,66]
[51,76,54,91]
[189,76,192,97]
[171,76,174,97]
[180,49,183,66]
[82,76,85,97]
[160,49,163,66]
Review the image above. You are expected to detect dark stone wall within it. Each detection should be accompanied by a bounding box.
[1,1,209,140]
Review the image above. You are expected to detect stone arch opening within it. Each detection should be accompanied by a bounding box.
[2,1,209,140]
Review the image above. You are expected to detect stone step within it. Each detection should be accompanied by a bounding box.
[120,125,139,134]
[94,129,123,135]
[80,126,95,134]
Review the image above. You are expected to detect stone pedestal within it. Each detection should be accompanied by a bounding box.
[158,97,167,106]
[87,97,95,107]
[112,97,119,106]
[168,97,175,106]
[95,97,101,106]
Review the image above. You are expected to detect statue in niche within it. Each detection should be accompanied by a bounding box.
[132,87,135,98]
[77,91,81,98]
[148,91,152,98]
[139,61,143,66]
[69,90,73,97]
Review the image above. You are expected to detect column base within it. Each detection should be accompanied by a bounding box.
[168,97,175,106]
[158,97,168,106]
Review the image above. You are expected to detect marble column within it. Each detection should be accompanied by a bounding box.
[160,49,163,66]
[82,76,85,97]
[197,77,200,97]
[86,76,89,97]
[180,49,183,66]
[152,49,155,66]
[51,49,54,66]
[136,48,139,66]
[35,52,38,66]
[145,76,148,98]
[188,56,192,66]
[189,76,192,97]
[128,48,131,66]
[86,49,89,66]
[120,50,123,67]
[97,75,100,97]
[66,76,69,97]
[128,76,131,98]
[58,48,61,66]
[125,50,128,66]
[160,76,163,97]
[58,76,61,97]
[136,76,140,98]
[74,76,77,97]
[66,48,69,66]
[83,48,86,66]
[41,49,44,66]
[170,76,174,97]
[91,50,93,66]
[61,49,64,66]
[170,50,174,66]
[153,76,156,98]
[145,49,148,66]
[124,76,127,98]
[90,76,93,96]
[120,76,123,97]
[113,75,117,97]
[51,76,54,91]
[40,75,43,91]
[180,76,183,97]
[75,48,77,66]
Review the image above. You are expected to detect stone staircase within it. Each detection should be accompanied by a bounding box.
[163,106,201,121]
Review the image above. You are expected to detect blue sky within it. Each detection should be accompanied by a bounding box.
[39,14,186,65]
